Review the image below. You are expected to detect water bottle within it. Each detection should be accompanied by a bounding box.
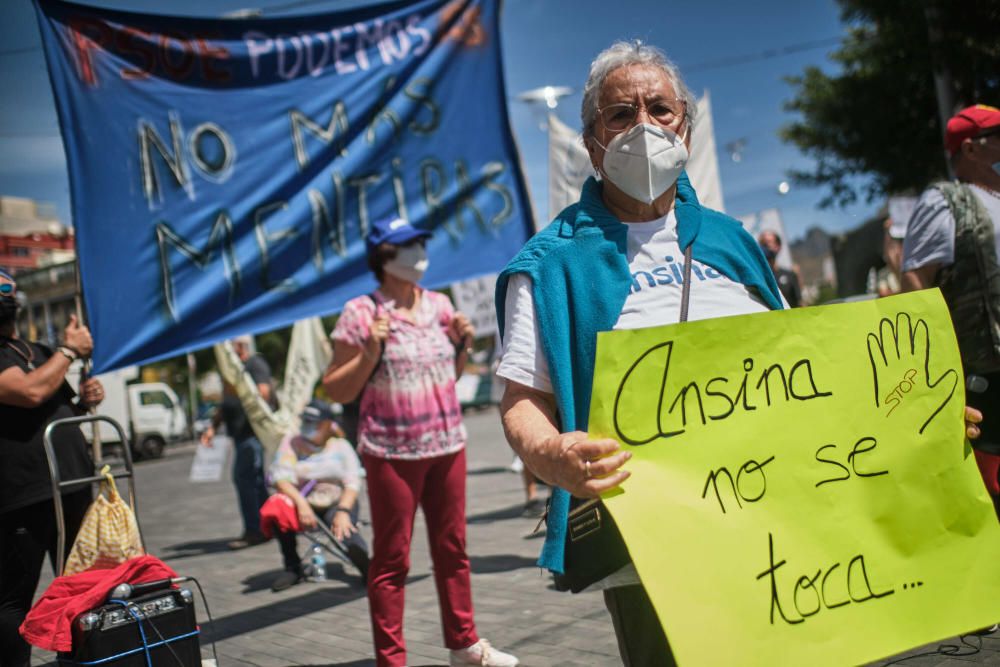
[308,543,327,582]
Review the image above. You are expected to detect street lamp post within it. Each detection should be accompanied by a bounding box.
[515,85,574,129]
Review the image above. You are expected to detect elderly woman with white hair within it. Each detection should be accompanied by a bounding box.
[495,41,785,664]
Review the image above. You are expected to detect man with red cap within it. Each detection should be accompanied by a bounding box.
[902,104,1000,513]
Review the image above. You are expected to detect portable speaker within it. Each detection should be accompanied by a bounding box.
[59,588,200,666]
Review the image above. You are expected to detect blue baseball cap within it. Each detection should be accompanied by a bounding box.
[366,217,431,251]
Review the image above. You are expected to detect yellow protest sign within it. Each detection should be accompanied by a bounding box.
[588,289,1000,667]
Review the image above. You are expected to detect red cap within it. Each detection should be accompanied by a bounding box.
[945,105,1000,155]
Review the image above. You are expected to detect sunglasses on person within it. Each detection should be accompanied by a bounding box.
[0,283,14,295]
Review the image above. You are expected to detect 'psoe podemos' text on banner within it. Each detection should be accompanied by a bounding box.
[35,0,533,372]
[588,289,1000,666]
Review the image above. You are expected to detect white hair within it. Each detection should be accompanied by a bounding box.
[581,40,697,138]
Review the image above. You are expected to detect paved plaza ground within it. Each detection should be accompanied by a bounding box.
[29,407,1000,666]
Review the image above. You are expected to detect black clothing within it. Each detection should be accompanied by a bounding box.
[773,267,802,308]
[968,370,1000,452]
[233,435,268,534]
[0,490,90,666]
[0,340,91,513]
[220,354,273,442]
[220,394,254,444]
[0,296,17,325]
[219,353,274,535]
[603,584,676,666]
[0,339,96,665]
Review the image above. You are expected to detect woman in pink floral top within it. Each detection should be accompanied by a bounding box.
[323,218,518,667]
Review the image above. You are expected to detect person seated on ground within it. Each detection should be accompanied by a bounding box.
[268,399,369,592]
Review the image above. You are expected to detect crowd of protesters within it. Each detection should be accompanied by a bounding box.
[3,41,997,667]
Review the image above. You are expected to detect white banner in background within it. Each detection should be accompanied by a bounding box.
[215,317,332,458]
[548,113,594,220]
[684,91,725,213]
[451,274,499,338]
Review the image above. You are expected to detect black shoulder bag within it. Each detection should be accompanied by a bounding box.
[554,245,693,593]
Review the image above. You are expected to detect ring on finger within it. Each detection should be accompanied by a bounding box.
[585,459,592,479]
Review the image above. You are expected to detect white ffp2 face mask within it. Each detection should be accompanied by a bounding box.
[598,123,689,204]
[384,243,429,283]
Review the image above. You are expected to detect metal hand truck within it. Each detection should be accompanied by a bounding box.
[41,414,207,667]
[43,414,145,576]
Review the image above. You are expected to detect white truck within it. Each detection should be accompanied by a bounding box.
[68,365,189,459]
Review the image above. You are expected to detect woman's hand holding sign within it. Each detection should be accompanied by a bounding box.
[966,406,983,440]
[501,380,631,498]
[541,432,632,498]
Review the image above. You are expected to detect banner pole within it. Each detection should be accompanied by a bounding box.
[186,352,198,442]
[74,259,102,465]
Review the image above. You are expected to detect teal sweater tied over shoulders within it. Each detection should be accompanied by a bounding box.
[495,173,784,574]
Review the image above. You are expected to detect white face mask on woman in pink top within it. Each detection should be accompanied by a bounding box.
[384,243,429,284]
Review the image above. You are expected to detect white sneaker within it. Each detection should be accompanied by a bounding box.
[449,638,519,666]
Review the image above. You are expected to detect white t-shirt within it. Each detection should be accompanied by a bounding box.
[902,184,1000,272]
[496,211,777,591]
[497,211,774,393]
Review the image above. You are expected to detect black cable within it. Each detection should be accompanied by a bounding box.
[880,633,983,665]
[140,611,187,667]
[187,576,220,667]
[684,36,842,73]
[109,600,154,667]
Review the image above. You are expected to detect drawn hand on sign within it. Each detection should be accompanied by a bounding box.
[866,312,958,434]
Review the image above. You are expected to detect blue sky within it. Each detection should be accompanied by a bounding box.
[0,0,879,242]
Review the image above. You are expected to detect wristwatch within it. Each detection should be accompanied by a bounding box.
[57,346,78,362]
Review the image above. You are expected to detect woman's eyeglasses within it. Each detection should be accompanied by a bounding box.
[597,100,685,133]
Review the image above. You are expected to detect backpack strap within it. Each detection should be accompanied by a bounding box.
[364,292,386,378]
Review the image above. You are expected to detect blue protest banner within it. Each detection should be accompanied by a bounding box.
[34,0,534,372]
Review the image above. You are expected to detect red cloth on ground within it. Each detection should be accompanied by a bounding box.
[974,450,1000,496]
[259,493,300,539]
[19,555,177,652]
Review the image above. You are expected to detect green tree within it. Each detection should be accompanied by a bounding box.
[781,0,1000,207]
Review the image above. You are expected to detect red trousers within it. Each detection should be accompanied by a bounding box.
[363,450,478,667]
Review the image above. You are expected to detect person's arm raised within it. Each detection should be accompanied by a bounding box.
[0,315,92,408]
[322,315,389,403]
